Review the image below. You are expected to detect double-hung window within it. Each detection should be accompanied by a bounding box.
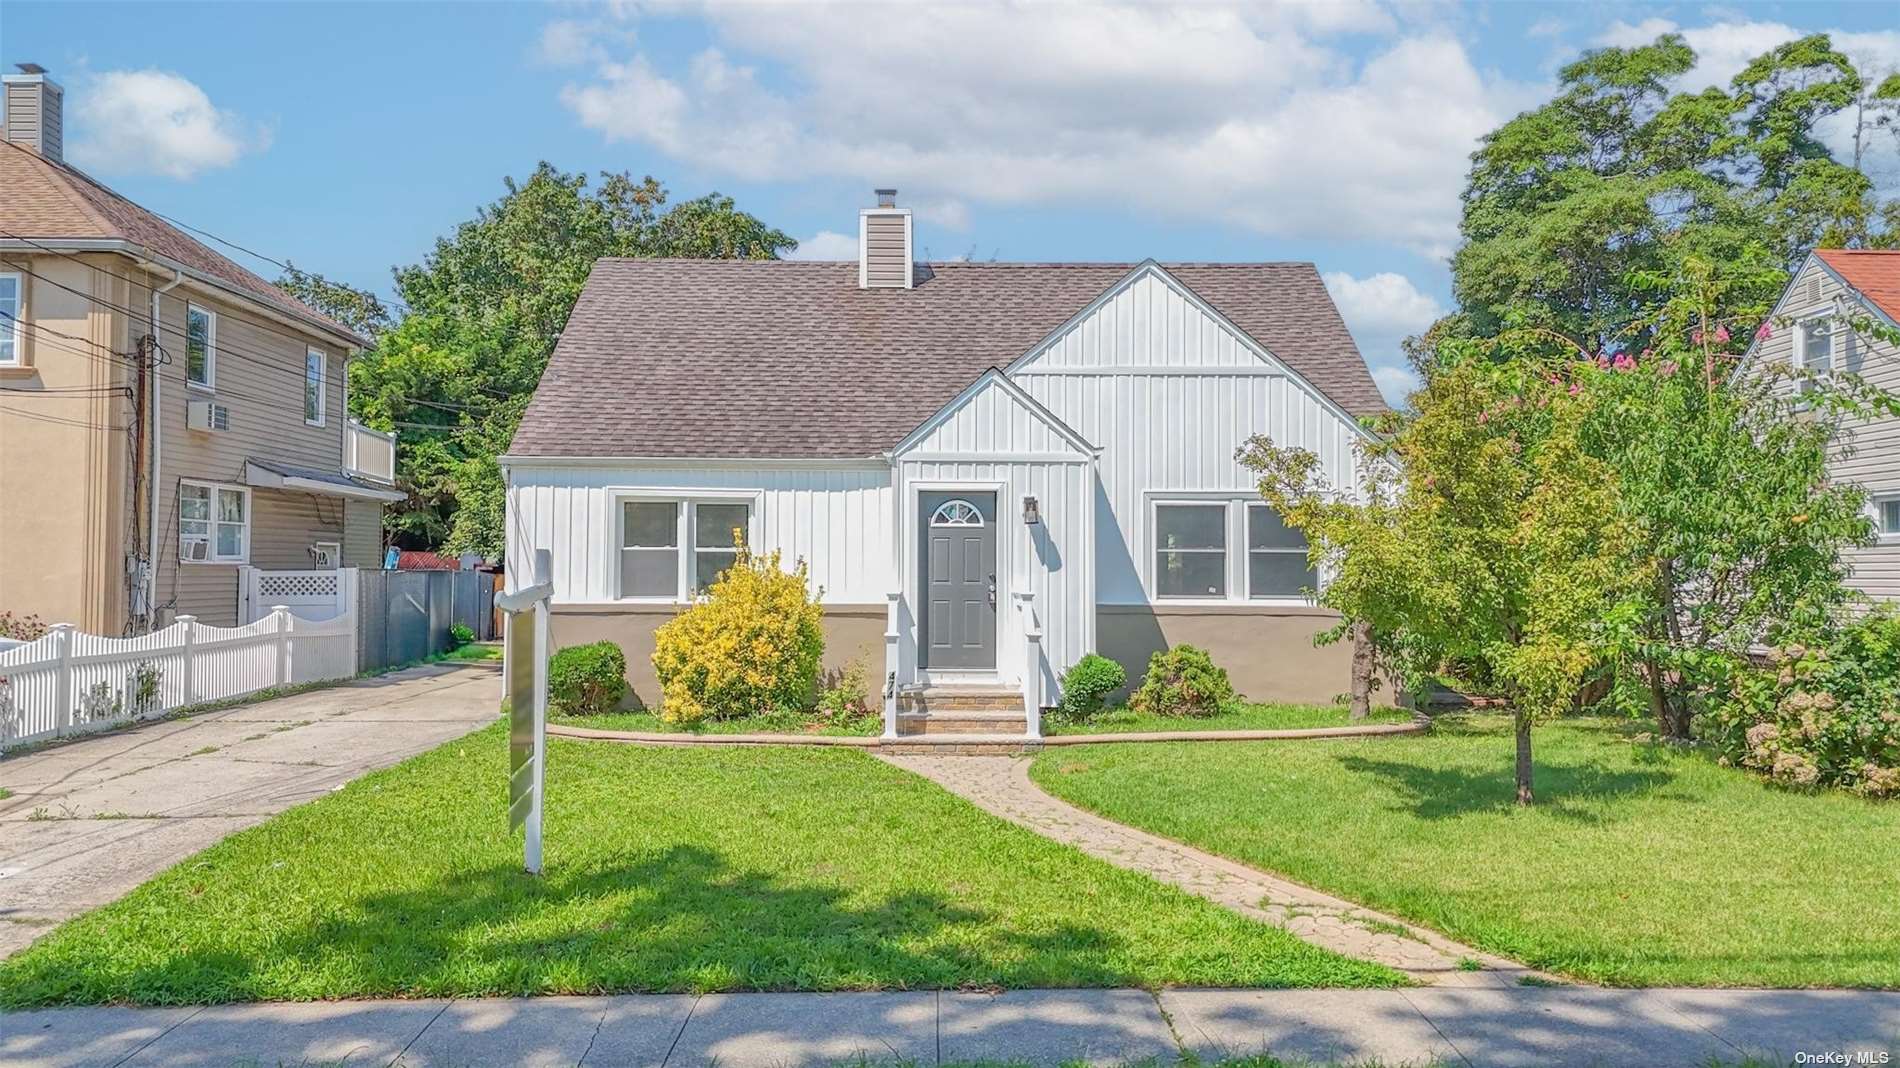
[304,348,326,426]
[0,272,21,367]
[1151,498,1316,602]
[1878,497,1900,543]
[618,498,754,600]
[185,303,216,389]
[179,481,249,563]
[1247,504,1317,598]
[1154,503,1228,598]
[1797,316,1834,379]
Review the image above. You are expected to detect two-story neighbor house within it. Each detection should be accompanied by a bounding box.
[0,65,400,633]
[1744,249,1900,601]
[503,191,1388,730]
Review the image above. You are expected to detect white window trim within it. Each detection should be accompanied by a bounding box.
[1150,498,1233,603]
[178,479,250,564]
[610,489,761,603]
[1144,494,1318,607]
[311,540,341,568]
[1793,310,1836,379]
[304,347,326,427]
[0,271,23,367]
[1874,495,1900,546]
[185,302,217,392]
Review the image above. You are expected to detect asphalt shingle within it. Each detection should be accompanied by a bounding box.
[510,259,1386,459]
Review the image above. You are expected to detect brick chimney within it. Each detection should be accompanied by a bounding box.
[2,63,63,162]
[858,188,912,289]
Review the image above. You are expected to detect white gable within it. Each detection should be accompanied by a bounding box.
[893,370,1093,459]
[1012,265,1278,373]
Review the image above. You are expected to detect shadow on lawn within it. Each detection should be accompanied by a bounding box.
[1332,753,1677,822]
[3,844,1146,1006]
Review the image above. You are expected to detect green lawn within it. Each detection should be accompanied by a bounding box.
[553,709,880,736]
[1048,702,1414,736]
[0,725,1398,1007]
[1031,715,1900,988]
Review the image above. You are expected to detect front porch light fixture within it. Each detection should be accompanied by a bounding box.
[1022,495,1041,525]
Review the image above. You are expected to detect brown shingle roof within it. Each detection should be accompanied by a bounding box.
[0,141,363,344]
[1817,249,1900,324]
[510,259,1385,459]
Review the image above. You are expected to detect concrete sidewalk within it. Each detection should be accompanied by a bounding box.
[0,661,501,959]
[4,987,1896,1067]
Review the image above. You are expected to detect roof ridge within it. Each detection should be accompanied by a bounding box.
[596,257,1318,269]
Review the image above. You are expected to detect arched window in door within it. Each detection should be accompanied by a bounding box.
[930,498,984,526]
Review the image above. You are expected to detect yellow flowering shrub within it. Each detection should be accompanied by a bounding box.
[651,546,825,724]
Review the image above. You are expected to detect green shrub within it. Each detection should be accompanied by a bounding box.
[814,660,878,728]
[549,641,628,716]
[1128,644,1237,719]
[1056,654,1127,722]
[1706,607,1900,798]
[651,546,825,724]
[448,622,476,646]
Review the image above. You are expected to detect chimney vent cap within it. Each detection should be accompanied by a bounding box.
[874,188,897,208]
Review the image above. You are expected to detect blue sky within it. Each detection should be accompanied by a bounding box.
[5,2,1898,401]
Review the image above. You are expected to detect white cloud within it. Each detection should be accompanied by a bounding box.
[535,20,608,67]
[555,3,1531,257]
[784,229,857,261]
[1323,270,1443,406]
[1371,364,1420,406]
[67,70,264,180]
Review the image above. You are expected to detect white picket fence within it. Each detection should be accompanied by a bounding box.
[0,607,358,750]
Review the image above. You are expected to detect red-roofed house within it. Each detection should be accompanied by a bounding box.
[1744,248,1900,601]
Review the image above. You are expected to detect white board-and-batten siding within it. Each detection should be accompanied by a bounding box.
[1749,257,1900,600]
[504,264,1373,691]
[505,464,896,605]
[1012,267,1363,604]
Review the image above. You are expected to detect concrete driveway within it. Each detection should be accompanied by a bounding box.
[0,661,501,959]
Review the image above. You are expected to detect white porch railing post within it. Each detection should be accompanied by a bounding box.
[1017,592,1042,740]
[176,616,198,707]
[50,623,76,737]
[882,592,901,739]
[273,606,293,686]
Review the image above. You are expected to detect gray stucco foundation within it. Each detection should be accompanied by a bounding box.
[553,600,1383,713]
[1096,603,1391,708]
[549,603,887,710]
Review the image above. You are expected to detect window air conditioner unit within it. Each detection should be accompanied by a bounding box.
[187,399,229,432]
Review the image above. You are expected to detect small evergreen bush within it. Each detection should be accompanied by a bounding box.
[1128,644,1237,718]
[1056,654,1127,722]
[1707,607,1900,798]
[549,640,628,716]
[651,546,825,724]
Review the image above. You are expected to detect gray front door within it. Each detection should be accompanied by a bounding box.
[920,491,997,670]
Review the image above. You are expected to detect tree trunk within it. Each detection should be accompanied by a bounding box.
[1514,711,1535,806]
[1349,620,1373,721]
[1654,560,1693,741]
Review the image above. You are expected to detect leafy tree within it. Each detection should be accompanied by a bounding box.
[1241,362,1638,805]
[276,265,394,341]
[341,165,794,555]
[1570,254,1887,739]
[1432,32,1899,377]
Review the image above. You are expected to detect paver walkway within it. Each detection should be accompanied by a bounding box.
[6,987,1898,1067]
[0,661,502,959]
[879,753,1537,988]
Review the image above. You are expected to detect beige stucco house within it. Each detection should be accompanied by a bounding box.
[1743,248,1900,602]
[0,65,401,634]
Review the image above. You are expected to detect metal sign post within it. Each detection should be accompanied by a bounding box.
[498,549,553,874]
